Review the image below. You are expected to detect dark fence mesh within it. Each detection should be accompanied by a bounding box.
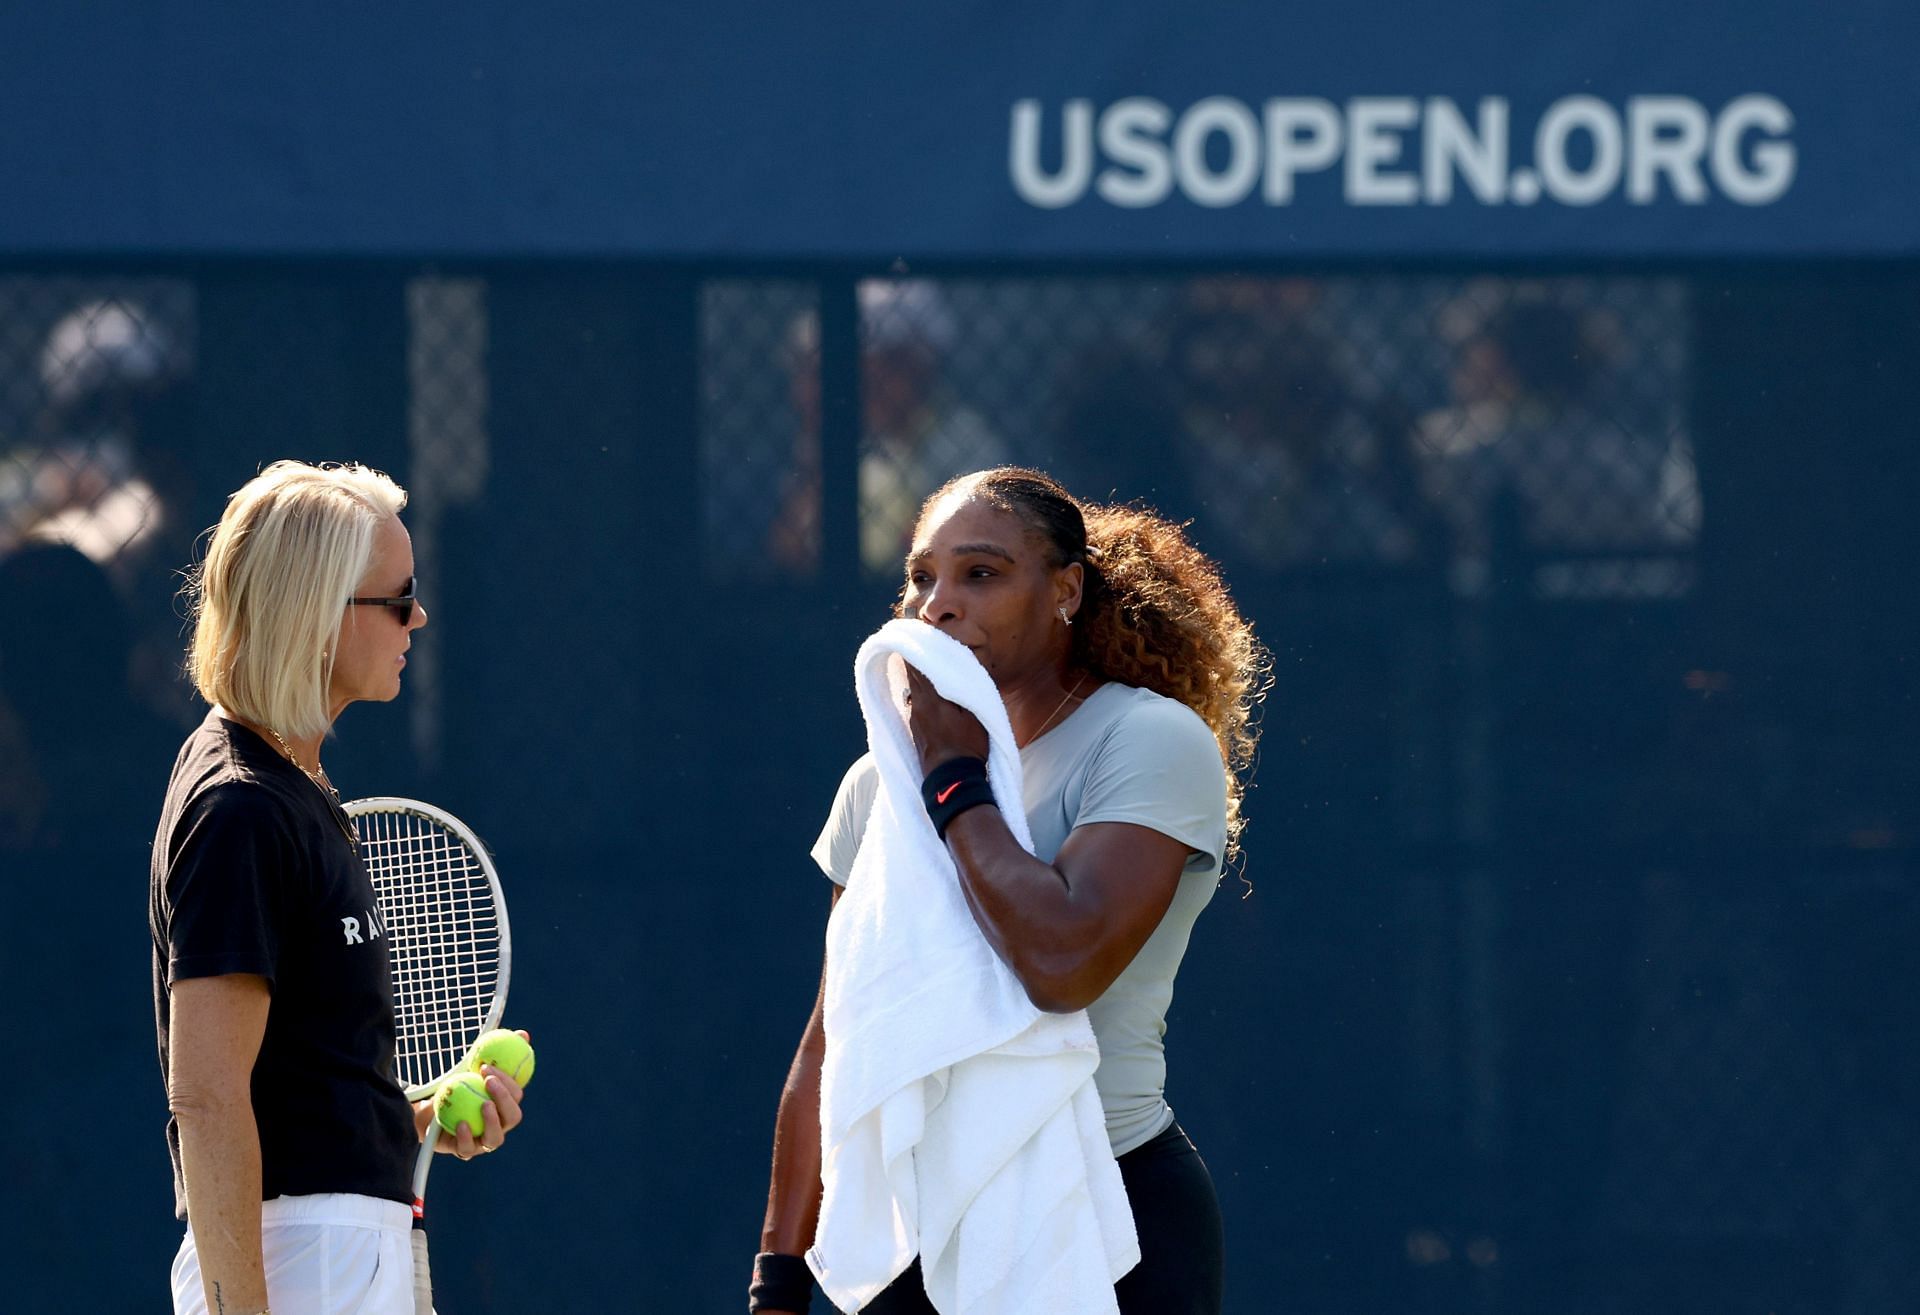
[403,275,490,773]
[3,261,1913,1314]
[702,273,1698,587]
[701,279,820,574]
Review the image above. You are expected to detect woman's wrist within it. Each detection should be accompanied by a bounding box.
[748,1251,812,1313]
[921,756,995,839]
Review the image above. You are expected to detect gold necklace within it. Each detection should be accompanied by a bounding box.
[1023,674,1090,747]
[264,725,340,801]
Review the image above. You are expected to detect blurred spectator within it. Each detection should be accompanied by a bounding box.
[1167,281,1433,568]
[0,542,178,850]
[1417,291,1701,573]
[769,280,1007,573]
[3,300,190,572]
[0,298,199,723]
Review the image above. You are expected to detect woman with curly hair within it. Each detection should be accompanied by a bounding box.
[752,467,1267,1315]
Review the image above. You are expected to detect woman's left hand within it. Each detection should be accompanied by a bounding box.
[902,664,990,773]
[416,1047,529,1161]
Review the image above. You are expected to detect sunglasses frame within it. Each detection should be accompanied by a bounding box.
[348,576,417,625]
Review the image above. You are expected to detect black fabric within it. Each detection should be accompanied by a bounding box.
[1111,1122,1225,1315]
[920,755,995,839]
[749,1251,814,1313]
[149,710,416,1218]
[853,1121,1225,1315]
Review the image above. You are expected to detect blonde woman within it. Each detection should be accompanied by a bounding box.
[150,461,526,1315]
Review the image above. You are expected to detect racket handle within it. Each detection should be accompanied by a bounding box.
[413,1227,434,1314]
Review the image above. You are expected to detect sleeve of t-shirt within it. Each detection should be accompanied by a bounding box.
[164,784,295,986]
[809,754,879,888]
[1075,698,1229,876]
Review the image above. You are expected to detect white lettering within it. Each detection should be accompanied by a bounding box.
[1628,96,1710,203]
[1010,98,1093,208]
[1173,97,1262,207]
[1346,97,1420,204]
[1007,93,1797,211]
[1712,94,1796,204]
[1536,95,1624,205]
[341,916,363,946]
[1096,98,1173,207]
[1424,97,1509,203]
[1262,98,1342,204]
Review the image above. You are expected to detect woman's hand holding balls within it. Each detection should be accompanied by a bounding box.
[421,1028,533,1160]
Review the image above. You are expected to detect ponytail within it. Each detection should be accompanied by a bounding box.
[1075,504,1268,861]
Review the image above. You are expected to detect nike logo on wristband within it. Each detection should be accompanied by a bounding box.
[936,781,964,804]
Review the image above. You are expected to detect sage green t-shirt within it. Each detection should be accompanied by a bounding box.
[809,681,1229,1156]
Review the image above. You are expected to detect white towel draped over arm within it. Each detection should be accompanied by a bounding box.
[807,619,1139,1315]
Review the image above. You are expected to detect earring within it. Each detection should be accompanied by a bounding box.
[1059,607,1072,626]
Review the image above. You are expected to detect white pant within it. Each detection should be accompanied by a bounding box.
[171,1193,418,1315]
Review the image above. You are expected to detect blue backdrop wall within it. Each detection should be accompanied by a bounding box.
[0,2,1915,259]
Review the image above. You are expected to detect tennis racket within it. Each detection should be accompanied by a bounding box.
[345,796,512,1315]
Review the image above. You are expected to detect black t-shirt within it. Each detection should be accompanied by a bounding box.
[149,710,416,1218]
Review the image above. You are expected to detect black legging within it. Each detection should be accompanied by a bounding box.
[856,1121,1225,1315]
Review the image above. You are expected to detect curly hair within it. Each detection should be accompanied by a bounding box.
[922,467,1271,862]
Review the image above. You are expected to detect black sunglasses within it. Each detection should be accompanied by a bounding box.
[348,576,418,625]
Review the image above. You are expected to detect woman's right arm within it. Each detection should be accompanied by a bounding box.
[755,887,839,1313]
[168,973,271,1315]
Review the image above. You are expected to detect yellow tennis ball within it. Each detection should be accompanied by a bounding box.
[467,1029,535,1088]
[432,1071,491,1138]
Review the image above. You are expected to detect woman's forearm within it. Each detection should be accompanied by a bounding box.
[761,987,827,1255]
[942,807,1100,1006]
[173,1095,269,1315]
[943,810,1188,1014]
[168,974,273,1315]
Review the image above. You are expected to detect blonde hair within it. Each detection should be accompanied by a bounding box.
[186,461,408,738]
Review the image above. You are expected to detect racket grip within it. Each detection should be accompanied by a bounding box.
[413,1228,434,1314]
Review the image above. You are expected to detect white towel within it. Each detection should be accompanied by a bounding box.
[807,619,1139,1315]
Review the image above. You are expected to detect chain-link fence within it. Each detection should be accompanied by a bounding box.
[403,276,490,774]
[697,273,1698,589]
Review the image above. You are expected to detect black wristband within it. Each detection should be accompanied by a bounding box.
[749,1251,813,1313]
[921,755,996,839]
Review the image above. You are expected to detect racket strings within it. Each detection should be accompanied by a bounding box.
[355,808,503,1092]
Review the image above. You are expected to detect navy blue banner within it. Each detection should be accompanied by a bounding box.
[0,1,1913,259]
